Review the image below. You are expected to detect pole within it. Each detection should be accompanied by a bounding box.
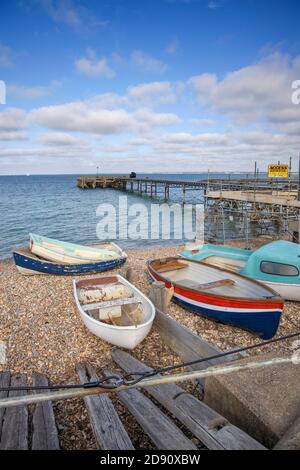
[298,154,300,201]
[0,352,299,410]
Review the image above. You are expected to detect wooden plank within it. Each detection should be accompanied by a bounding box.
[180,278,235,291]
[76,363,134,450]
[82,297,141,311]
[0,371,10,438]
[155,262,188,273]
[32,373,60,450]
[104,371,197,450]
[154,308,237,371]
[112,349,265,450]
[0,374,28,450]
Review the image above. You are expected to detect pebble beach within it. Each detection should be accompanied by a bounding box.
[0,239,299,449]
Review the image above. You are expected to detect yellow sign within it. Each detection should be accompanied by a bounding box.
[268,164,289,178]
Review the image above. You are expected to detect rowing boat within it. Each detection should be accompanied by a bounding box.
[73,275,156,349]
[180,241,300,301]
[147,257,284,339]
[13,247,126,275]
[29,233,126,264]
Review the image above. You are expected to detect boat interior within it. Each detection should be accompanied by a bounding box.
[151,258,277,299]
[34,239,124,260]
[201,255,246,271]
[76,276,151,327]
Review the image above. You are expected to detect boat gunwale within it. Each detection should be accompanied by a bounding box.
[13,247,127,267]
[147,257,283,305]
[29,233,127,262]
[73,274,156,332]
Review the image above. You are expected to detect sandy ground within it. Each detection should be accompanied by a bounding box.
[0,239,299,449]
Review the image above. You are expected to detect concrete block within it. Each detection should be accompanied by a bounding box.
[204,352,300,448]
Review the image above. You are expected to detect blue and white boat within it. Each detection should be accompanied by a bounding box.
[29,233,124,264]
[13,247,127,276]
[181,240,300,301]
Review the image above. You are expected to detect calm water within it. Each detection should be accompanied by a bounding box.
[0,172,253,260]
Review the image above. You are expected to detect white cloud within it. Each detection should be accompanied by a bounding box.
[134,108,180,128]
[208,1,218,9]
[188,53,300,128]
[127,81,176,105]
[0,131,28,141]
[4,52,300,173]
[0,146,84,158]
[191,118,216,126]
[37,0,108,30]
[0,108,27,130]
[75,49,115,79]
[7,81,61,99]
[30,97,180,135]
[31,102,134,134]
[38,132,86,146]
[131,50,167,74]
[0,43,13,67]
[165,39,180,56]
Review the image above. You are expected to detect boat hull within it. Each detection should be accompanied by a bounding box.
[78,312,153,349]
[260,280,300,302]
[13,250,126,275]
[148,262,283,340]
[29,233,126,264]
[173,291,282,340]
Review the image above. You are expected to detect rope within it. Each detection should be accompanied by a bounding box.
[0,330,299,392]
[120,330,300,387]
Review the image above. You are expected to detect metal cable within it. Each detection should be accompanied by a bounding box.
[0,330,299,392]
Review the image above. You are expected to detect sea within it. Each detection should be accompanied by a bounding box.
[0,172,261,260]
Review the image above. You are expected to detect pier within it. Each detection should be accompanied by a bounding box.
[77,175,300,241]
[77,175,298,202]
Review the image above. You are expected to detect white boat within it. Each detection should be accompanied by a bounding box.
[29,233,127,265]
[73,275,156,349]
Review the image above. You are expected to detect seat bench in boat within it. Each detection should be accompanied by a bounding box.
[81,297,142,311]
[154,261,188,273]
[179,278,236,291]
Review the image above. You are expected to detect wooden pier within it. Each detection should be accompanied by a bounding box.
[77,175,300,240]
[77,175,298,202]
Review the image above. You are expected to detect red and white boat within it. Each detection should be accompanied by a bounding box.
[147,257,284,339]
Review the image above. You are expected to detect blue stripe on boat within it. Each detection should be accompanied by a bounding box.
[173,296,282,340]
[13,251,126,275]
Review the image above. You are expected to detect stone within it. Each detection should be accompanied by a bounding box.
[0,341,6,365]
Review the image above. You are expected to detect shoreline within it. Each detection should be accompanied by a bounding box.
[0,239,299,449]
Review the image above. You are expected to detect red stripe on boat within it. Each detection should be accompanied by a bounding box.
[149,268,283,311]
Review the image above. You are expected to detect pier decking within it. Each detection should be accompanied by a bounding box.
[207,190,300,208]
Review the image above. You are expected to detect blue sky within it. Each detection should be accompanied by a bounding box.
[0,0,300,174]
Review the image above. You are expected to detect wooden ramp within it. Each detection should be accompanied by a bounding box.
[0,371,59,450]
[76,363,134,450]
[74,355,265,450]
[110,350,265,450]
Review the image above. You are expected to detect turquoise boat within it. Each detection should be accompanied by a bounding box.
[29,233,126,264]
[180,240,300,301]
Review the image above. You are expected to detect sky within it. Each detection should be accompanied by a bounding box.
[0,0,300,174]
